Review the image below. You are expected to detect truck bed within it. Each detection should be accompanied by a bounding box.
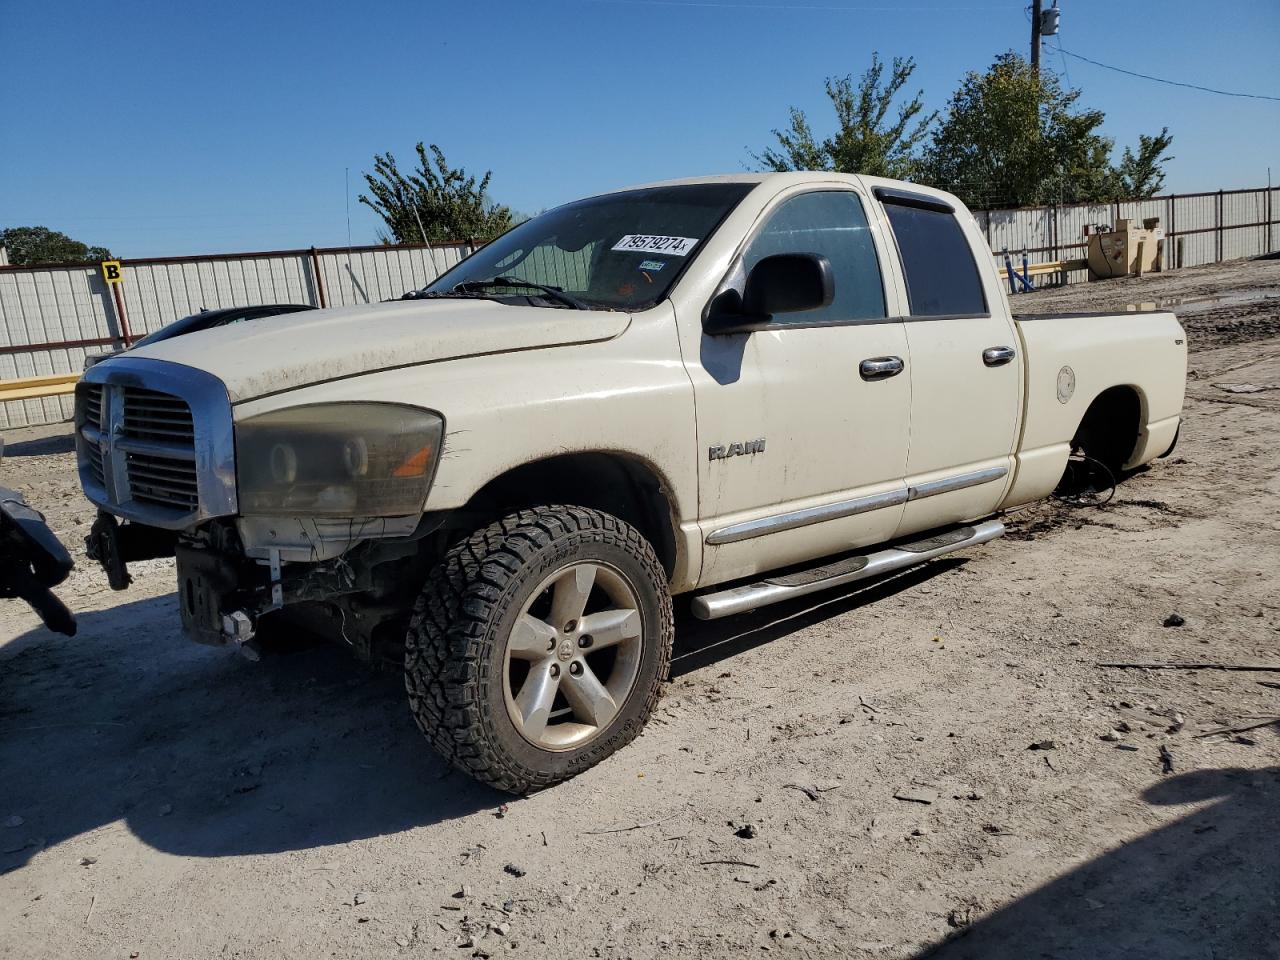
[1001,309,1187,510]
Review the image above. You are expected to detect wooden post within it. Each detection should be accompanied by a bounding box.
[1031,0,1042,74]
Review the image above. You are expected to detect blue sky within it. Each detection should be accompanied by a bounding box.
[2,0,1276,257]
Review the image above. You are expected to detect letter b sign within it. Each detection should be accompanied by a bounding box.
[100,260,123,284]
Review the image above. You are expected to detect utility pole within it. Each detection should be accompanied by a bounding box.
[1031,0,1042,74]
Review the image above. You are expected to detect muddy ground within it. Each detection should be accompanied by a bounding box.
[2,257,1279,960]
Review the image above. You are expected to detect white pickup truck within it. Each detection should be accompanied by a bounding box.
[75,173,1187,792]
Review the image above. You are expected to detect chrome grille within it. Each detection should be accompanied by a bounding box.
[86,444,107,488]
[80,384,107,487]
[125,452,199,511]
[122,388,196,444]
[75,358,238,530]
[119,387,199,512]
[82,383,104,428]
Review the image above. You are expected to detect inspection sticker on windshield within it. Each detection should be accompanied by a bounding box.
[638,260,666,272]
[612,235,699,256]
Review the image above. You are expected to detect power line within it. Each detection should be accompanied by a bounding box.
[586,0,1012,10]
[1057,47,1280,103]
[1052,38,1071,88]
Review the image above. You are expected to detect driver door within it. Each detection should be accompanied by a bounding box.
[686,187,912,587]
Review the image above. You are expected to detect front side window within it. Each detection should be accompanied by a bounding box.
[736,190,887,324]
[422,183,754,311]
[882,202,987,317]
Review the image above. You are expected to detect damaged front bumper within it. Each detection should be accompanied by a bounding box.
[75,358,443,658]
[87,509,438,659]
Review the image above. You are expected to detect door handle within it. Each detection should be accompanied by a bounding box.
[859,356,904,381]
[983,346,1017,367]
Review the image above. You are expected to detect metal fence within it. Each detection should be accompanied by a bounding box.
[0,241,473,428]
[980,186,1279,285]
[3,185,1277,429]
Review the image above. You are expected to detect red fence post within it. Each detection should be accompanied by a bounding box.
[309,247,327,308]
[111,281,132,346]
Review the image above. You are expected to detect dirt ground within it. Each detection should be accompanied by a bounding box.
[2,257,1279,960]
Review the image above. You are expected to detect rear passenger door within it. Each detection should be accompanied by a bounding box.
[875,188,1022,535]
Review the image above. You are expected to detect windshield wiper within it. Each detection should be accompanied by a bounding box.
[401,289,491,301]
[453,276,589,310]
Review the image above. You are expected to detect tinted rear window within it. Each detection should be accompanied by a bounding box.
[883,202,986,317]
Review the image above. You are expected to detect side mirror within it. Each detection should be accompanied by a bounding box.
[704,253,834,335]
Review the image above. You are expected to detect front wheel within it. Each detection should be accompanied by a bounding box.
[405,506,674,793]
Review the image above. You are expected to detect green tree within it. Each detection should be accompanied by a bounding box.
[1114,127,1175,197]
[922,52,1173,209]
[751,54,936,179]
[359,143,514,244]
[0,226,112,265]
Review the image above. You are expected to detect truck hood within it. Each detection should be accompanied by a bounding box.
[124,299,631,402]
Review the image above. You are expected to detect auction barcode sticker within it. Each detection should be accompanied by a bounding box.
[612,235,699,256]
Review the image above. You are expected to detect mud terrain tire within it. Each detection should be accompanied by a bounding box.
[405,506,673,793]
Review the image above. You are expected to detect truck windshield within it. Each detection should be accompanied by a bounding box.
[420,182,755,311]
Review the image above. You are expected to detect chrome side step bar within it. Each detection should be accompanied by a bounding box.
[690,519,1005,620]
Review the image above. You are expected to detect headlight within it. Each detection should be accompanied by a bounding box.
[236,403,444,517]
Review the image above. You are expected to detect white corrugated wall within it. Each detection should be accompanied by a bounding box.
[0,242,470,428]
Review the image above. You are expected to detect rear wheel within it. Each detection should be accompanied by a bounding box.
[1071,387,1140,475]
[405,506,673,793]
